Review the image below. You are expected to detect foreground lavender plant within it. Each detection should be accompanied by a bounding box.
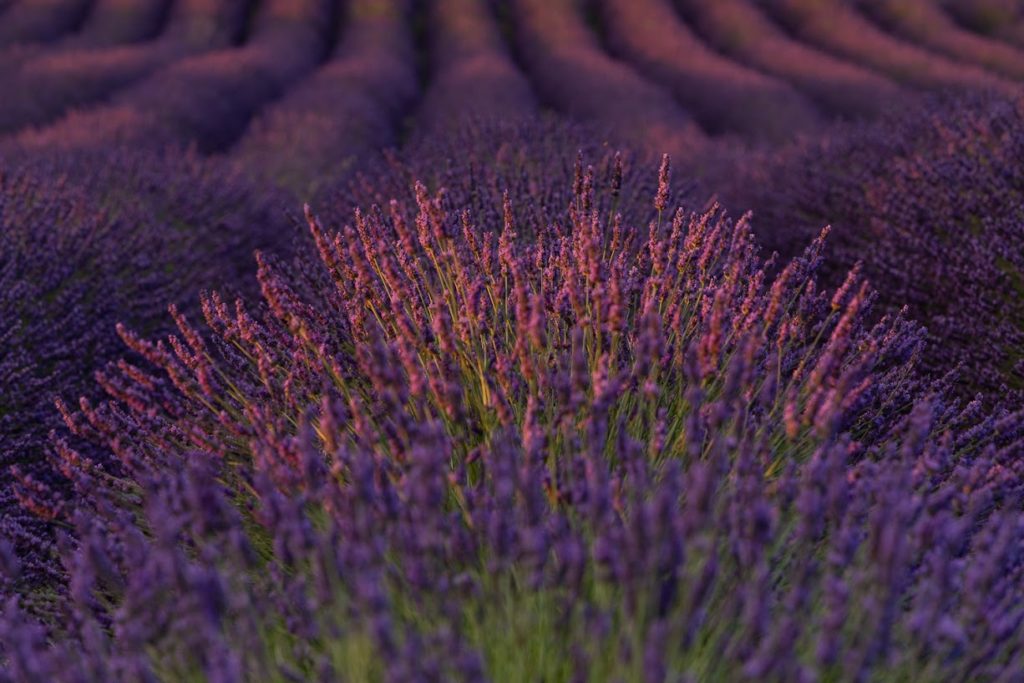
[3,158,1023,682]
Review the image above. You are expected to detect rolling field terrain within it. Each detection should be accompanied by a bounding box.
[1,1,1023,681]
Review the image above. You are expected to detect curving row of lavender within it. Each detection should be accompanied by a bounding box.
[507,0,707,161]
[0,0,92,47]
[762,0,1017,93]
[598,0,822,143]
[0,0,250,137]
[13,0,333,153]
[858,0,1024,79]
[2,0,1023,166]
[231,0,419,198]
[413,0,538,136]
[4,161,1023,681]
[943,0,1024,46]
[672,0,911,119]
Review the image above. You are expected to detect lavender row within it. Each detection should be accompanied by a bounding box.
[673,0,910,119]
[721,93,1024,399]
[13,0,332,153]
[508,0,707,161]
[232,0,419,198]
[0,0,92,48]
[413,0,538,137]
[857,0,1024,79]
[945,0,1024,48]
[0,148,292,594]
[763,0,1015,93]
[599,0,823,143]
[0,0,251,138]
[4,158,1023,681]
[57,0,169,47]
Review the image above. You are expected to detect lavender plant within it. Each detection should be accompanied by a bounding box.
[5,158,1022,682]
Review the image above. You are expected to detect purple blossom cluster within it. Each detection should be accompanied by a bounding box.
[3,160,1023,681]
[720,92,1024,399]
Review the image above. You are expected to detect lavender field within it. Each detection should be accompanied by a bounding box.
[1,1,1024,681]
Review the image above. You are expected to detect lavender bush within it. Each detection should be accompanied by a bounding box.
[3,158,1022,681]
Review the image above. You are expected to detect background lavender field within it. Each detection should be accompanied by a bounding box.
[1,1,1024,681]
